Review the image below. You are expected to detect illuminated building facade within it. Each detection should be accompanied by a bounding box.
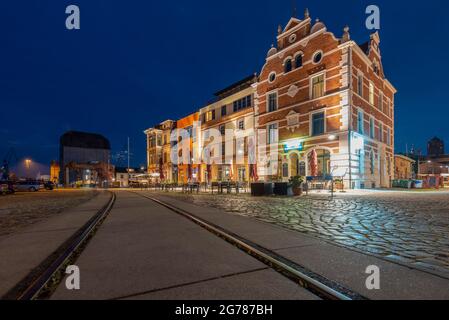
[144,9,396,189]
[199,75,257,183]
[256,10,396,188]
[175,113,199,184]
[145,120,176,182]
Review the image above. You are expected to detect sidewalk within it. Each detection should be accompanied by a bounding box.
[0,191,111,298]
[148,192,449,300]
[52,192,316,300]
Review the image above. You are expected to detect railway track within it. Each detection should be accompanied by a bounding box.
[132,191,368,301]
[3,191,116,300]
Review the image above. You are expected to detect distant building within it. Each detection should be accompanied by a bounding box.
[394,155,415,180]
[428,137,444,157]
[50,160,60,184]
[59,131,113,187]
[144,120,177,182]
[114,167,146,187]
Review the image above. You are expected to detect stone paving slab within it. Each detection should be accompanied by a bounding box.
[127,269,318,300]
[157,191,449,275]
[52,192,316,300]
[0,191,111,297]
[148,192,449,300]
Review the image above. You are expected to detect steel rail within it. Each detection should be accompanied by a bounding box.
[13,191,116,300]
[133,191,366,301]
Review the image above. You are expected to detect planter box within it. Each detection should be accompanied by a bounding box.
[251,183,274,196]
[251,183,265,196]
[274,182,289,196]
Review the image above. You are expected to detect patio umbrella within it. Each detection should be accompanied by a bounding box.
[250,164,259,182]
[309,149,318,177]
[159,157,165,181]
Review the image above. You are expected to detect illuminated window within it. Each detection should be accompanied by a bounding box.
[369,82,375,105]
[311,74,324,99]
[206,110,215,122]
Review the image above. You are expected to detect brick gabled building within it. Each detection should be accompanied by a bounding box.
[256,9,397,188]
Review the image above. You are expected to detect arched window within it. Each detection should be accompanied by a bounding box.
[284,59,292,73]
[295,54,303,68]
[299,162,306,176]
[282,163,289,178]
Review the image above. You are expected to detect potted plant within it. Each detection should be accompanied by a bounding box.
[334,178,344,191]
[289,176,304,196]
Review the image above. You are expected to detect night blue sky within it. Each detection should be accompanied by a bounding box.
[1,0,448,171]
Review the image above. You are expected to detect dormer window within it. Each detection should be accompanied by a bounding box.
[284,59,292,73]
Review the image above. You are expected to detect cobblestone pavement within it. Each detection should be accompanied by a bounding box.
[0,190,99,236]
[161,190,449,275]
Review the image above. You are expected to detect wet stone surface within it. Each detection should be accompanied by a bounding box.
[163,191,449,275]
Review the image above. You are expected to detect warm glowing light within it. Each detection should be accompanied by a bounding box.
[24,159,32,169]
[328,135,337,141]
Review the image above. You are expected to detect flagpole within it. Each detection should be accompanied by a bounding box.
[127,137,130,187]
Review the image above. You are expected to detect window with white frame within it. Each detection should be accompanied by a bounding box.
[369,118,375,139]
[357,74,363,96]
[295,54,303,68]
[357,110,364,134]
[369,82,375,105]
[311,112,325,136]
[311,74,324,99]
[284,58,292,73]
[267,92,277,112]
[238,119,245,130]
[268,123,278,144]
[379,122,383,142]
[378,91,383,111]
[206,109,215,122]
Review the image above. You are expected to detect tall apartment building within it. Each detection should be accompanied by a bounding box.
[256,9,396,188]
